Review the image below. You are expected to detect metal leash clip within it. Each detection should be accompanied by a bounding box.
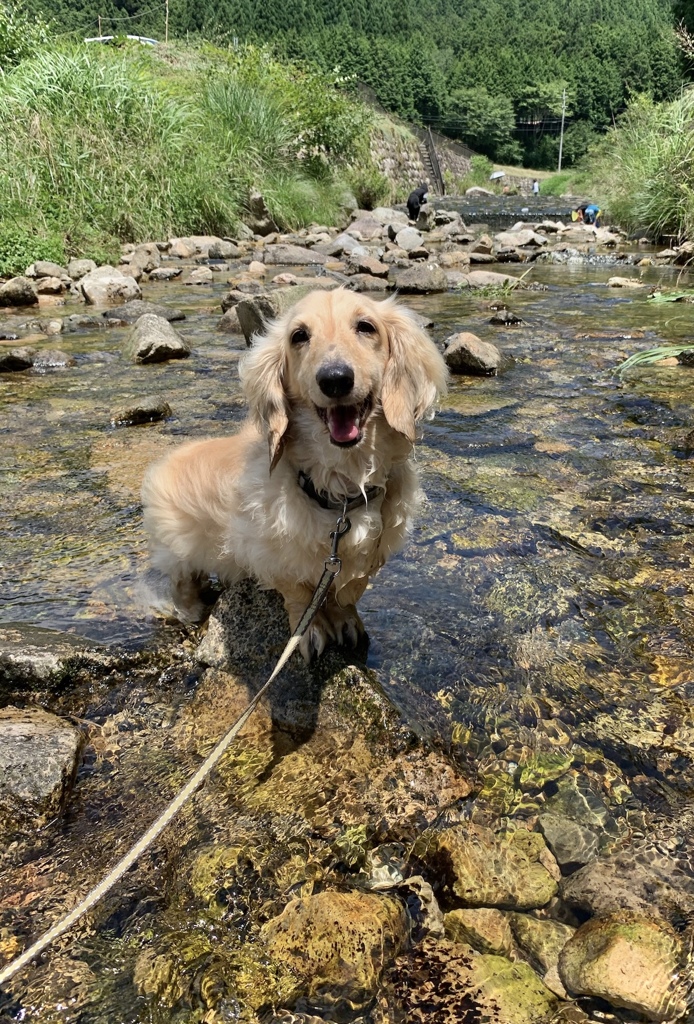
[325,498,352,575]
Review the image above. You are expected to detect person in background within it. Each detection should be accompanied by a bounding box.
[583,203,601,227]
[532,179,540,195]
[407,183,429,221]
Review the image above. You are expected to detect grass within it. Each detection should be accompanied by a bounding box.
[615,345,694,372]
[0,40,378,269]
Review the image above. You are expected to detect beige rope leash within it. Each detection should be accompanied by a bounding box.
[0,507,352,989]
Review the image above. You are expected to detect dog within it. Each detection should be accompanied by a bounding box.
[141,287,448,661]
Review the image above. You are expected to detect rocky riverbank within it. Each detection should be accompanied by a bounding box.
[1,201,694,1023]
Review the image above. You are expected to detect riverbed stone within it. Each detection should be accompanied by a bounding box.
[0,347,34,371]
[263,244,328,266]
[80,266,141,306]
[509,914,574,973]
[394,226,424,252]
[0,623,111,691]
[217,306,243,334]
[208,239,241,259]
[348,214,386,240]
[429,824,559,909]
[390,938,558,1023]
[35,276,66,295]
[0,276,38,306]
[349,273,390,292]
[558,912,687,1021]
[444,907,514,955]
[110,397,172,427]
[0,706,83,823]
[444,332,510,376]
[608,276,647,288]
[185,265,214,284]
[33,260,67,279]
[129,243,160,276]
[103,300,185,323]
[394,263,448,293]
[124,314,191,364]
[537,813,599,873]
[261,890,408,1011]
[466,270,521,289]
[67,258,97,280]
[148,266,182,282]
[32,349,75,369]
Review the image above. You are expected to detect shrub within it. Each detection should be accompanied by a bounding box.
[0,225,65,276]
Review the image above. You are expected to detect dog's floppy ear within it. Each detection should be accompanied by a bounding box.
[239,323,289,471]
[380,299,448,441]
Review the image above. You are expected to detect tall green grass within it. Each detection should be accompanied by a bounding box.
[0,41,375,266]
[583,91,694,241]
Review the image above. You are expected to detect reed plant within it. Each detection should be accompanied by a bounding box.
[0,41,373,268]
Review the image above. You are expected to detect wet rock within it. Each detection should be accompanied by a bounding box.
[416,205,435,231]
[124,314,191,364]
[0,347,34,371]
[444,332,512,376]
[489,309,526,326]
[495,230,548,248]
[32,349,75,369]
[148,266,182,282]
[0,706,83,823]
[217,306,243,334]
[168,237,196,258]
[542,773,609,828]
[608,276,647,288]
[445,907,515,956]
[509,914,574,973]
[470,236,494,254]
[558,912,687,1021]
[389,938,558,1023]
[438,250,471,268]
[428,824,559,910]
[208,239,241,259]
[469,251,497,264]
[399,876,444,938]
[67,258,97,280]
[0,623,110,690]
[395,226,424,252]
[62,313,110,332]
[537,813,599,873]
[318,232,363,257]
[80,266,141,306]
[185,265,214,284]
[467,270,521,289]
[394,263,448,293]
[247,259,266,275]
[0,276,38,306]
[560,850,694,924]
[110,397,172,426]
[349,273,390,292]
[348,253,389,277]
[263,244,328,266]
[103,300,185,324]
[261,890,408,1011]
[33,260,67,278]
[0,330,19,340]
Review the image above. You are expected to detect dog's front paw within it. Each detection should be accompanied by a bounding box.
[326,602,364,647]
[298,608,335,663]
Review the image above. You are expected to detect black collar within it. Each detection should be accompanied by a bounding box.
[298,470,384,512]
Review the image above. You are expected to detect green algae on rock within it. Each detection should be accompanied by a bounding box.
[261,890,409,1013]
[444,907,515,956]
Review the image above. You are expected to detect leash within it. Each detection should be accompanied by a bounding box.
[0,504,353,989]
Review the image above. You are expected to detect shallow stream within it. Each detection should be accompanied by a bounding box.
[1,253,694,1021]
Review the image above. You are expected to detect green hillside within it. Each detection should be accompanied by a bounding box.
[21,0,683,167]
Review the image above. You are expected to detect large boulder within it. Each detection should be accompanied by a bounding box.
[128,242,160,277]
[33,260,68,279]
[0,706,83,824]
[0,276,38,306]
[394,226,424,252]
[495,229,548,248]
[67,258,97,281]
[263,244,328,266]
[208,239,241,259]
[80,265,141,306]
[245,190,279,236]
[394,263,448,293]
[123,314,191,364]
[348,211,387,240]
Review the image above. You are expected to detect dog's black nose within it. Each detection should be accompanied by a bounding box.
[316,362,355,398]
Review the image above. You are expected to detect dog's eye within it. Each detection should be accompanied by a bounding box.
[291,327,310,345]
[356,320,376,334]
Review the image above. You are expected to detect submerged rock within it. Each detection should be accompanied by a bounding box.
[262,890,408,1011]
[427,824,559,910]
[110,397,172,427]
[558,912,687,1021]
[0,706,83,823]
[124,314,191,364]
[537,813,599,873]
[0,623,111,691]
[444,332,511,376]
[444,907,515,956]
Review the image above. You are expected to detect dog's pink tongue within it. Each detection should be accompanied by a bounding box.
[328,405,360,443]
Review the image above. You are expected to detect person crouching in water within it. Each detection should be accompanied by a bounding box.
[407,183,429,221]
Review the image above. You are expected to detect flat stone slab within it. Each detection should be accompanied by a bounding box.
[263,244,328,266]
[0,622,111,690]
[0,706,83,822]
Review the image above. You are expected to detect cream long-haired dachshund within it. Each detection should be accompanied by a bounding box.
[141,287,448,661]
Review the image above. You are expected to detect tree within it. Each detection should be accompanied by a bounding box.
[442,86,520,163]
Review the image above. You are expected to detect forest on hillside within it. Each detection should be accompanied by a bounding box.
[20,0,684,168]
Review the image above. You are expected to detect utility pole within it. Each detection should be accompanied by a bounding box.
[557,87,567,173]
[98,14,102,35]
[165,0,169,43]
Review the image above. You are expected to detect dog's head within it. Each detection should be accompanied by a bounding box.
[239,287,448,469]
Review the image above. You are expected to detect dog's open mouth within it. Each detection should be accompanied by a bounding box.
[316,396,372,446]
